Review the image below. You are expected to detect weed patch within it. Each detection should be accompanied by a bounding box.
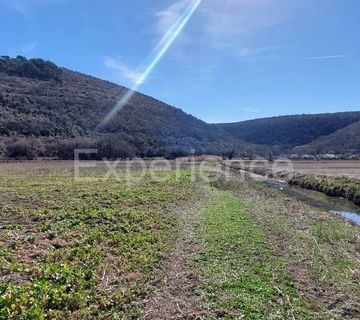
[0,170,195,319]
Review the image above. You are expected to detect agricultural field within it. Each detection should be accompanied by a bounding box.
[240,160,360,178]
[0,161,359,319]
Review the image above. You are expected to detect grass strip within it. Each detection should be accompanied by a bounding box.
[197,187,314,319]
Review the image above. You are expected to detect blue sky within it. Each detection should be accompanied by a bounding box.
[0,0,359,123]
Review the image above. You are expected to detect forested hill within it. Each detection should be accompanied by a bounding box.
[216,112,360,150]
[1,56,360,160]
[0,56,255,159]
[294,120,360,155]
[0,56,217,138]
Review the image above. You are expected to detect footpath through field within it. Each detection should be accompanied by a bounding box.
[143,170,360,319]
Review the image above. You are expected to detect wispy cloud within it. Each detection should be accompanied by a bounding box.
[199,0,300,49]
[104,1,203,88]
[104,57,142,84]
[237,45,286,60]
[155,0,192,35]
[153,0,298,61]
[0,0,67,17]
[0,0,28,16]
[21,41,37,55]
[242,107,259,113]
[302,54,347,61]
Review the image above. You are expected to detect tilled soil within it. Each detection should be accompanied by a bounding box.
[140,187,209,320]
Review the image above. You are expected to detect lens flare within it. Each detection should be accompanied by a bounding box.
[97,0,203,130]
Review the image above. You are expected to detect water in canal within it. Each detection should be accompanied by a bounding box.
[248,171,360,226]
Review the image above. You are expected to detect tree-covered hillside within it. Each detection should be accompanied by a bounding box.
[217,112,360,150]
[1,56,359,160]
[294,121,360,155]
[0,56,255,159]
[0,55,61,81]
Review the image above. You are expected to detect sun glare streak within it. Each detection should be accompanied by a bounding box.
[97,0,203,130]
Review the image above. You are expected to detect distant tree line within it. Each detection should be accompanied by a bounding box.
[0,56,62,81]
[0,136,140,160]
[0,135,262,160]
[216,112,360,150]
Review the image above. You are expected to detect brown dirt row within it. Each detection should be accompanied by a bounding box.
[139,186,209,320]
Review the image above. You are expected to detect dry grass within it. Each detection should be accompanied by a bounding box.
[239,160,360,178]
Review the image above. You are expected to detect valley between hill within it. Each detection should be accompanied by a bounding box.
[1,56,360,160]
